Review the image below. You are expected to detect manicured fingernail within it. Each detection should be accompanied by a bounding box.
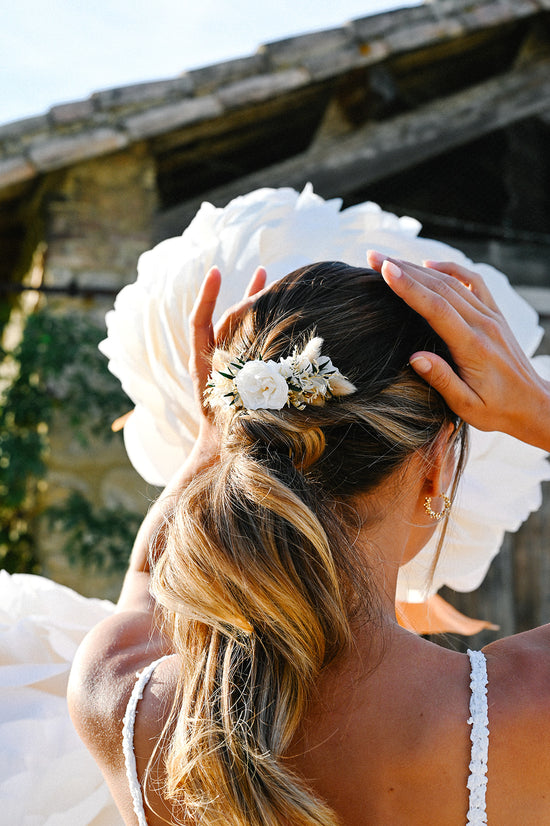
[382,261,402,279]
[367,249,384,266]
[410,356,431,374]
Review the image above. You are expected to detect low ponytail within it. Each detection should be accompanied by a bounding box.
[150,261,466,824]
[151,440,357,825]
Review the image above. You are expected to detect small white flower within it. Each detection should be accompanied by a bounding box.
[234,360,289,410]
[206,372,237,409]
[277,356,295,380]
[299,371,329,399]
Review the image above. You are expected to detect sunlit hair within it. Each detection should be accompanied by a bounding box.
[150,262,467,825]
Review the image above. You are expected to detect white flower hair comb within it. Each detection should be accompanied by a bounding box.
[206,336,356,412]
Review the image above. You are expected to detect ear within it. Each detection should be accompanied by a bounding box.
[417,423,457,521]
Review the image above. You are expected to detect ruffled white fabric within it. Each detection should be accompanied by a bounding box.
[466,649,489,825]
[0,571,122,826]
[100,184,550,599]
[122,655,171,826]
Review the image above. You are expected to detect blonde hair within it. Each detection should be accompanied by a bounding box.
[151,262,467,825]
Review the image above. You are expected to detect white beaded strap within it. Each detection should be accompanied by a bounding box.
[466,649,489,825]
[122,655,171,826]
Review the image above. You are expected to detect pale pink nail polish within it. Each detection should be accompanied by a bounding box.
[410,356,431,373]
[383,261,402,279]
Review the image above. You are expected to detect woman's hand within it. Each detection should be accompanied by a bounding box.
[119,265,267,600]
[367,251,550,451]
[188,264,267,460]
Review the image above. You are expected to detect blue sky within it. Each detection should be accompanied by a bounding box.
[2,0,421,125]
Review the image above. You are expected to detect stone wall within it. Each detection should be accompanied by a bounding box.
[43,144,157,296]
[28,146,159,599]
[36,418,152,601]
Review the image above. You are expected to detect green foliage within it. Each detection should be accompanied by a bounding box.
[0,305,143,575]
[47,491,143,574]
[10,308,131,441]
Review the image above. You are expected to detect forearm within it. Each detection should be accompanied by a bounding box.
[131,434,218,573]
[117,432,218,610]
[509,376,550,453]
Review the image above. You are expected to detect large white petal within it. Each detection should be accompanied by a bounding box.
[0,572,122,825]
[100,185,550,597]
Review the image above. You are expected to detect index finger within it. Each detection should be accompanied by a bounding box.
[189,266,222,398]
[189,266,222,334]
[380,259,477,353]
[244,266,267,298]
[422,260,500,313]
[215,266,268,342]
[368,250,497,320]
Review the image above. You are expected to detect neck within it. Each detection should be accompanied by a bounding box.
[350,461,432,627]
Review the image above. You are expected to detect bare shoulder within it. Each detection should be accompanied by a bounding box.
[485,624,550,706]
[482,627,550,810]
[67,609,172,768]
[67,610,178,824]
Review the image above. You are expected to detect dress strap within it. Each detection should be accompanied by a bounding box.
[122,655,172,826]
[466,649,489,826]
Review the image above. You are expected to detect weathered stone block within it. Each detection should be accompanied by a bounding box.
[124,95,222,140]
[218,69,310,109]
[43,471,91,506]
[0,114,49,141]
[30,128,129,172]
[189,53,267,93]
[50,98,95,124]
[0,156,36,188]
[263,27,353,69]
[351,5,432,41]
[459,1,529,30]
[100,467,148,511]
[93,76,194,110]
[503,0,540,15]
[386,19,464,53]
[517,286,550,317]
[45,265,77,288]
[76,270,129,292]
[422,0,518,15]
[304,41,390,80]
[421,0,471,13]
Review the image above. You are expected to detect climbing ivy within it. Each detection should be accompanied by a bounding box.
[0,306,143,574]
[46,491,143,574]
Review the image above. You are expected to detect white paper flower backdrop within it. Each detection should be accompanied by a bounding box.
[100,185,550,601]
[0,571,122,826]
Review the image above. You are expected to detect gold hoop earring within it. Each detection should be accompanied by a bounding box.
[424,494,451,521]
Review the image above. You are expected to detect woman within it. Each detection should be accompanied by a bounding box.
[68,253,550,826]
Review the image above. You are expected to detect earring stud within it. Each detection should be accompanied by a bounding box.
[424,494,451,521]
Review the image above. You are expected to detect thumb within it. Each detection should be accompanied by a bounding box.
[409,352,471,413]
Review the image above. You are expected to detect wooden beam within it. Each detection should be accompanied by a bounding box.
[155,58,550,240]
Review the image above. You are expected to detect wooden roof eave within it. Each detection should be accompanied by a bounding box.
[154,55,550,241]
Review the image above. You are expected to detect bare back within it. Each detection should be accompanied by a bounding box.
[73,617,550,826]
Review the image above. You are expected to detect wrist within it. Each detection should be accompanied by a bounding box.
[184,427,220,478]
[511,376,550,452]
[129,429,220,572]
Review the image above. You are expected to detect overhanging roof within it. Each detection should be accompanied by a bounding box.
[2,0,550,212]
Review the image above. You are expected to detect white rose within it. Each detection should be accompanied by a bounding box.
[234,360,288,410]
